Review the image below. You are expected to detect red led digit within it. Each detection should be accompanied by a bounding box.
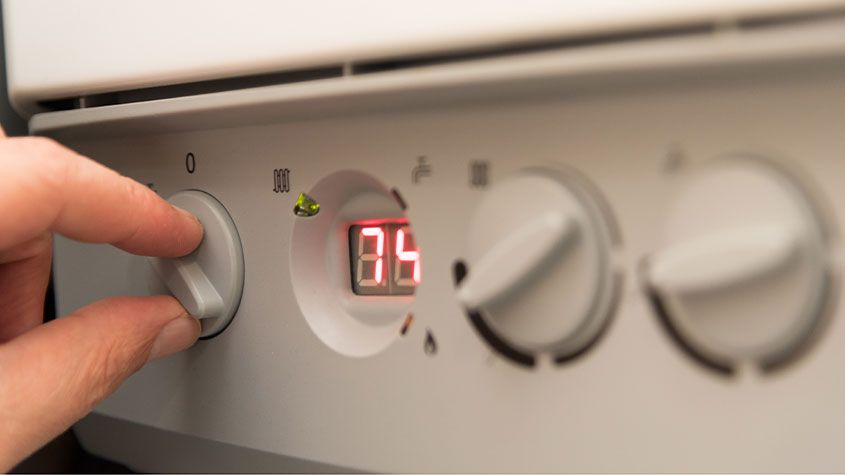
[394,226,421,286]
[351,222,420,295]
[357,226,385,286]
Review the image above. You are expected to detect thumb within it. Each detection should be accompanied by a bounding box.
[0,295,200,471]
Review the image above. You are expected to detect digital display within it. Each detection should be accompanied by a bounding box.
[349,222,420,296]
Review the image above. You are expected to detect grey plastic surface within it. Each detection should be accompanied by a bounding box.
[74,413,353,473]
[37,16,845,473]
[148,190,244,338]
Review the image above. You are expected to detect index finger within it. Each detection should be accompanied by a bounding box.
[0,136,203,257]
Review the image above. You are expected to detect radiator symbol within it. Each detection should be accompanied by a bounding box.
[273,168,291,193]
[469,161,489,188]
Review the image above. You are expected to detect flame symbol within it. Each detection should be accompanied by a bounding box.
[424,330,437,356]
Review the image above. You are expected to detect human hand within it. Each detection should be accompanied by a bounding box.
[0,129,204,471]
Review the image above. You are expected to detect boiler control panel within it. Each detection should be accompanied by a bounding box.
[36,14,845,473]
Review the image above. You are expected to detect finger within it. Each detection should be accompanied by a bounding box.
[0,136,202,257]
[0,126,6,138]
[0,234,52,342]
[0,296,200,471]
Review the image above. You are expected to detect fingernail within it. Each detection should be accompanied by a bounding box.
[148,315,201,362]
[174,205,203,232]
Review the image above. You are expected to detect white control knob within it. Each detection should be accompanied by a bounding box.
[458,168,620,363]
[643,156,833,372]
[148,190,245,338]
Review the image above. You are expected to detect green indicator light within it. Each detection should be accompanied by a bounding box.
[293,192,320,217]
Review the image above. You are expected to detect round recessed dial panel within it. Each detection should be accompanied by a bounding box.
[148,190,245,339]
[642,155,835,373]
[457,167,621,366]
[290,171,416,358]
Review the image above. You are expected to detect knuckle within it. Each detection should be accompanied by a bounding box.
[21,137,77,192]
[0,136,54,168]
[1,233,53,262]
[66,310,149,408]
[17,136,62,155]
[88,343,138,402]
[123,175,152,206]
[1,136,67,174]
[116,177,150,243]
[13,137,68,169]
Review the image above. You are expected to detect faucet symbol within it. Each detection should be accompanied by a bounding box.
[412,156,432,184]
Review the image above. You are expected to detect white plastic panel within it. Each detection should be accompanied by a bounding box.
[42,68,845,473]
[5,0,845,115]
[33,13,845,473]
